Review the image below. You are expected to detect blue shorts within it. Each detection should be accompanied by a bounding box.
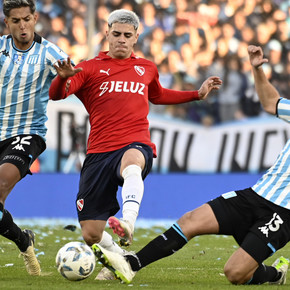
[76,142,153,221]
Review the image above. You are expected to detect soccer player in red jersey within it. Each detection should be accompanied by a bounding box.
[49,9,222,280]
[92,45,290,285]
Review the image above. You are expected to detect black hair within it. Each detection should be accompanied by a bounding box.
[3,0,36,17]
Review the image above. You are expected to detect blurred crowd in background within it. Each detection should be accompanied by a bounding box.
[0,0,289,126]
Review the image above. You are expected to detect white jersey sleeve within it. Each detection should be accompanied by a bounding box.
[277,98,290,123]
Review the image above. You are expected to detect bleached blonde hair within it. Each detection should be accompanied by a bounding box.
[108,9,139,31]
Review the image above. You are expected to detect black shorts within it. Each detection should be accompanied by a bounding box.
[208,188,290,264]
[0,134,46,178]
[76,142,153,222]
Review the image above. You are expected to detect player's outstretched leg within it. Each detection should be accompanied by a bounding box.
[20,229,41,276]
[92,244,136,283]
[269,256,289,285]
[108,217,133,247]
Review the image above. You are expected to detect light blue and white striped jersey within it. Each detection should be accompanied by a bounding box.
[0,33,68,141]
[252,98,290,210]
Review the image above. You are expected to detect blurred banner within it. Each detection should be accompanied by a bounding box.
[44,98,289,173]
[7,172,261,219]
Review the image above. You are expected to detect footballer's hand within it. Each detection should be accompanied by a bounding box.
[198,76,222,100]
[54,57,83,79]
[248,45,268,68]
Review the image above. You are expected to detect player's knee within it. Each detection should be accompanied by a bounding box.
[179,210,193,223]
[224,265,240,284]
[224,264,248,285]
[177,211,196,239]
[81,229,102,246]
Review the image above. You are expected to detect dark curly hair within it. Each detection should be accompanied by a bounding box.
[3,0,36,17]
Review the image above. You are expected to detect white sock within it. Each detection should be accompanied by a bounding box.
[98,231,125,254]
[121,164,144,231]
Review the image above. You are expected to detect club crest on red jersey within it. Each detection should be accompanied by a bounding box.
[77,199,84,211]
[134,65,145,76]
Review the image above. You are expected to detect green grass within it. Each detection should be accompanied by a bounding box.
[0,223,289,289]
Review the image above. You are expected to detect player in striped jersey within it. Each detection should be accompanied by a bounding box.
[92,45,290,285]
[0,0,72,276]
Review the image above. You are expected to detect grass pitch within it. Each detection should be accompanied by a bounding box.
[0,222,289,289]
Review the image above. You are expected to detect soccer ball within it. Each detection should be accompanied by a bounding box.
[55,241,96,281]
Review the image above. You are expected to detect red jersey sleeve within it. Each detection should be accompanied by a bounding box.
[49,62,88,100]
[148,69,199,104]
[49,75,67,100]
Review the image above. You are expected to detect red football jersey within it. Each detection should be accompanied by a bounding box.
[50,52,199,156]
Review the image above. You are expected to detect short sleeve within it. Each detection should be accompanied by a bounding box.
[277,98,290,123]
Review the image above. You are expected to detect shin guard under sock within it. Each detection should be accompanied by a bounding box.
[126,224,188,271]
[0,209,28,252]
[122,165,143,228]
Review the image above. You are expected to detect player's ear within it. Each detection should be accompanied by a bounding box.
[4,17,8,28]
[105,30,109,39]
[34,12,38,23]
[135,33,139,45]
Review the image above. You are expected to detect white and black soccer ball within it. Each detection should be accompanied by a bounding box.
[55,241,96,281]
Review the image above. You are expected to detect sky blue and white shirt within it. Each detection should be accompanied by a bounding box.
[0,33,68,141]
[252,98,290,210]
